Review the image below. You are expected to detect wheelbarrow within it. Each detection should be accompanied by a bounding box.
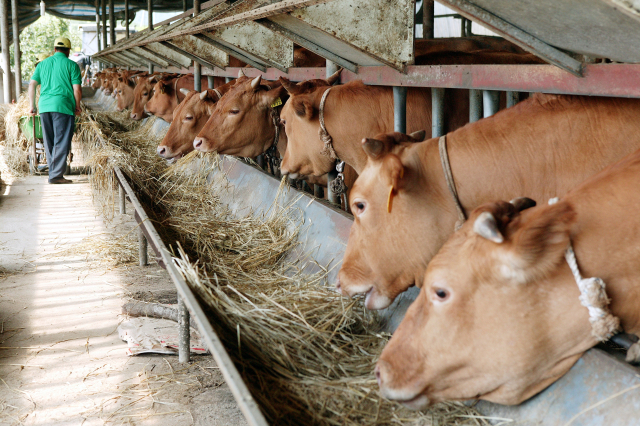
[19,115,73,175]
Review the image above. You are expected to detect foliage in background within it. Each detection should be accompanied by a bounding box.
[11,15,82,82]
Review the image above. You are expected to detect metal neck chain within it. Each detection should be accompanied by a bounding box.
[329,160,348,197]
[265,106,283,172]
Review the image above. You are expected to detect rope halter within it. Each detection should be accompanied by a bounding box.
[318,87,338,160]
[548,197,621,341]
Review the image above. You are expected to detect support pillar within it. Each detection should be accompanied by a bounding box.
[422,0,434,39]
[193,0,201,91]
[138,227,148,266]
[95,0,102,69]
[256,155,265,170]
[101,0,107,48]
[483,90,500,118]
[148,0,153,31]
[431,87,445,137]
[326,60,339,77]
[182,0,187,12]
[469,89,482,123]
[506,91,519,108]
[225,77,233,84]
[109,0,115,47]
[207,75,214,89]
[124,0,129,38]
[178,294,190,363]
[0,0,10,103]
[393,86,407,133]
[11,0,20,98]
[314,185,323,199]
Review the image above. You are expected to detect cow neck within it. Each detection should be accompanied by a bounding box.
[439,135,466,230]
[318,87,339,161]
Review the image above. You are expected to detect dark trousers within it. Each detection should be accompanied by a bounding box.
[40,112,74,180]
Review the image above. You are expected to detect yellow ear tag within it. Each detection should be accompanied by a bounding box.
[270,97,283,108]
[387,186,395,213]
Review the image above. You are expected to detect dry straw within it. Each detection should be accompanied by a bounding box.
[75,106,496,426]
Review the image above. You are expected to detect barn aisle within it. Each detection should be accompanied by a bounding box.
[0,174,247,425]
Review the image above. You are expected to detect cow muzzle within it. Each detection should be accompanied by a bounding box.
[375,361,430,410]
[157,145,172,159]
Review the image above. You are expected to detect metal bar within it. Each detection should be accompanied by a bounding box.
[207,75,215,88]
[437,0,583,77]
[422,0,434,39]
[431,87,445,137]
[109,0,116,47]
[124,0,129,38]
[469,89,482,123]
[111,166,267,426]
[314,184,323,199]
[193,0,201,92]
[178,0,335,37]
[178,294,191,363]
[257,19,357,73]
[256,155,265,170]
[393,86,407,133]
[140,46,184,68]
[95,0,101,58]
[160,41,217,70]
[0,0,9,103]
[101,0,107,48]
[191,34,267,72]
[483,90,499,118]
[182,0,186,12]
[506,91,519,108]
[149,63,154,73]
[153,0,224,27]
[225,77,232,84]
[326,62,340,205]
[138,226,149,266]
[119,185,126,214]
[11,0,19,98]
[118,50,146,67]
[148,0,153,31]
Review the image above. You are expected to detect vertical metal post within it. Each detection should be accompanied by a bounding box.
[124,0,129,38]
[506,91,519,108]
[422,0,434,39]
[138,227,148,266]
[149,63,154,73]
[119,185,126,214]
[182,0,187,12]
[11,0,20,98]
[207,75,214,88]
[469,89,482,123]
[101,0,107,48]
[393,86,408,133]
[0,0,9,104]
[148,0,153,31]
[192,0,201,91]
[225,77,233,84]
[466,19,472,37]
[109,0,115,47]
[460,18,467,37]
[483,90,500,118]
[256,155,265,170]
[178,294,190,363]
[432,87,445,137]
[314,185,323,199]
[326,60,340,205]
[95,0,101,66]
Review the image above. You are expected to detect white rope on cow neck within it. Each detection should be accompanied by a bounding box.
[438,135,466,231]
[548,197,621,341]
[318,87,339,160]
[212,88,222,100]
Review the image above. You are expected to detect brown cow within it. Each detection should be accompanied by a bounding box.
[115,71,147,111]
[157,79,240,161]
[338,94,640,310]
[278,78,468,178]
[91,73,103,90]
[376,148,640,407]
[145,74,213,122]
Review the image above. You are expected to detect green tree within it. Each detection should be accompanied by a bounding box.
[12,15,82,82]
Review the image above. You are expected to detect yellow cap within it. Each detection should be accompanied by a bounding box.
[54,37,71,49]
[36,52,51,62]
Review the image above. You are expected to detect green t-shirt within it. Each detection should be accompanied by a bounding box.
[31,52,82,116]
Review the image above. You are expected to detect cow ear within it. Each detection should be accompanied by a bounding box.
[292,97,314,119]
[279,77,300,95]
[260,85,286,108]
[362,138,385,159]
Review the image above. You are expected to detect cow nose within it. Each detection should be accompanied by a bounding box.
[130,112,137,119]
[157,146,168,158]
[335,278,341,292]
[193,137,204,150]
[375,364,382,387]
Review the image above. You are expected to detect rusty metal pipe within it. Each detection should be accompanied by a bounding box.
[431,87,445,137]
[178,294,191,363]
[207,75,214,88]
[422,0,434,39]
[393,86,408,133]
[469,89,482,123]
[483,90,500,117]
[506,91,519,108]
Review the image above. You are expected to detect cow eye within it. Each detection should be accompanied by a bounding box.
[352,200,366,215]
[142,91,148,96]
[184,115,194,121]
[433,288,449,302]
[229,109,240,115]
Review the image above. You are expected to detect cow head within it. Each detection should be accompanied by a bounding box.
[115,72,143,111]
[376,199,598,407]
[337,131,434,310]
[101,74,114,95]
[157,83,233,161]
[91,74,102,90]
[130,75,157,120]
[278,70,341,178]
[193,75,285,157]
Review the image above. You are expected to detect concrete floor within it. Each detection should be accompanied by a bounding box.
[0,175,247,425]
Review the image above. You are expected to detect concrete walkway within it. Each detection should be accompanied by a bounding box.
[0,175,246,425]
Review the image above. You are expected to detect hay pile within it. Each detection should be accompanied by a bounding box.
[76,107,494,426]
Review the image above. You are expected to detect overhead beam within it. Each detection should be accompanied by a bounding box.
[191,34,267,71]
[437,0,584,77]
[130,46,171,68]
[140,46,186,68]
[160,41,218,70]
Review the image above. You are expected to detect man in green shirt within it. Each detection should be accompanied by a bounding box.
[28,37,82,184]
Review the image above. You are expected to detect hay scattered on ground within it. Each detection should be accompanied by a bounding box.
[48,231,142,266]
[75,106,496,426]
